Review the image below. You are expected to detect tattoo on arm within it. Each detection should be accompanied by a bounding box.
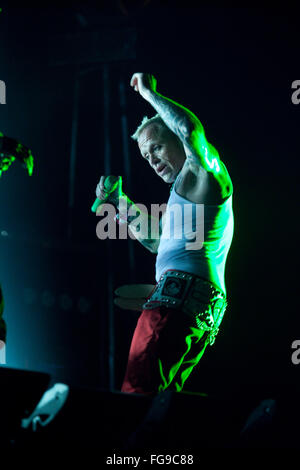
[127,214,161,254]
[184,138,221,174]
[117,194,162,254]
[146,91,222,173]
[147,91,199,143]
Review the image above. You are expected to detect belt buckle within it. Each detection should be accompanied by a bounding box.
[161,271,191,298]
[143,270,193,310]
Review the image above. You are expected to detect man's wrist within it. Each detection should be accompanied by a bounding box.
[114,194,139,225]
[118,193,138,210]
[142,88,157,103]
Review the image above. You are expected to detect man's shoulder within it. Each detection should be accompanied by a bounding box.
[179,160,233,204]
[213,160,233,200]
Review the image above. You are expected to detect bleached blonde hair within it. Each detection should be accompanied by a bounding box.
[131,114,168,141]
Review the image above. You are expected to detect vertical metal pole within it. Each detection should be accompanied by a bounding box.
[67,76,80,240]
[119,77,136,282]
[102,65,115,391]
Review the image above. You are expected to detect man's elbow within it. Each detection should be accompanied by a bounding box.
[149,239,159,254]
[186,130,222,174]
[185,124,206,149]
[180,115,204,142]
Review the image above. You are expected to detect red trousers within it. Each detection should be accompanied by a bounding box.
[121,306,209,395]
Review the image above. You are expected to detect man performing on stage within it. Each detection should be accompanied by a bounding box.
[0,133,34,359]
[95,73,234,395]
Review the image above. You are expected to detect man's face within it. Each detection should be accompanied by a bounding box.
[138,123,186,183]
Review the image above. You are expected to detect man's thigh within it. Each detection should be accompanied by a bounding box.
[155,308,209,391]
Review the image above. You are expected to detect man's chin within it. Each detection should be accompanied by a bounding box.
[160,171,175,184]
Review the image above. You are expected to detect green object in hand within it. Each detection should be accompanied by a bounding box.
[91,176,120,212]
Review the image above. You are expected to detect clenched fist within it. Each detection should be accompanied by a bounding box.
[96,175,122,200]
[94,176,122,214]
[130,73,157,100]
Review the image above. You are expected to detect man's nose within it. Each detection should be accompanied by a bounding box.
[149,154,160,166]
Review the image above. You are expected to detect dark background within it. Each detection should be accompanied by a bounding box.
[0,3,298,397]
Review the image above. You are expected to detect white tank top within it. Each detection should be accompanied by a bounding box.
[155,175,234,296]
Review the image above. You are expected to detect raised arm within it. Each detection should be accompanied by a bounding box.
[130,73,223,176]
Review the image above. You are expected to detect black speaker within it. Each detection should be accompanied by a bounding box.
[6,378,300,454]
[12,387,257,455]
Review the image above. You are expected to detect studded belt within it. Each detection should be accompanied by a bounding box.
[142,269,227,346]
